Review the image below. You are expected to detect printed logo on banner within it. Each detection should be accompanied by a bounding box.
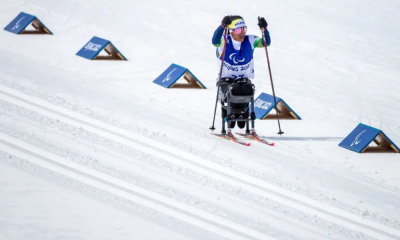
[339,124,380,153]
[153,64,187,88]
[12,17,25,31]
[76,37,126,60]
[350,130,366,147]
[153,63,206,89]
[76,36,110,60]
[252,92,301,120]
[4,12,53,35]
[162,68,177,83]
[4,12,37,34]
[84,42,102,52]
[254,98,272,110]
[252,92,280,119]
[340,123,400,153]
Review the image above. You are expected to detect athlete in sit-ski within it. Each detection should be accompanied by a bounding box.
[212,15,271,129]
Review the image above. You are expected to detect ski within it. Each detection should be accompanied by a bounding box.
[212,133,251,146]
[236,132,275,146]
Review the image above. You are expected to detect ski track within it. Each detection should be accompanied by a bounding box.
[0,101,357,240]
[0,163,206,240]
[1,77,397,204]
[0,111,373,240]
[1,85,400,240]
[0,76,398,202]
[0,114,300,237]
[0,157,228,240]
[0,137,272,240]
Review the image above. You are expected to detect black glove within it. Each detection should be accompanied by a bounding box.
[221,16,232,28]
[258,17,268,29]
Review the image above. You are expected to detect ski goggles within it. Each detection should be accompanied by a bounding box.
[230,26,247,34]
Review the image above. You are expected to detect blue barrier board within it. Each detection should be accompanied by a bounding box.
[4,12,38,34]
[253,92,300,120]
[76,36,109,60]
[153,64,206,89]
[339,123,399,153]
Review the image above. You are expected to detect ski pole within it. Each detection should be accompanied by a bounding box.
[260,25,284,135]
[210,27,229,131]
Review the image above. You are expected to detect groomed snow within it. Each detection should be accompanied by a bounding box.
[0,0,399,239]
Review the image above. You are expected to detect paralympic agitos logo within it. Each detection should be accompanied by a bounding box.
[229,53,245,64]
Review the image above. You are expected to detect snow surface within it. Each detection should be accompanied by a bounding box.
[0,0,400,239]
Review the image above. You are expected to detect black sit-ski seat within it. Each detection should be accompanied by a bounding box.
[219,78,256,134]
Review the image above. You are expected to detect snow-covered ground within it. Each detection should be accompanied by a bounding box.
[0,0,399,239]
